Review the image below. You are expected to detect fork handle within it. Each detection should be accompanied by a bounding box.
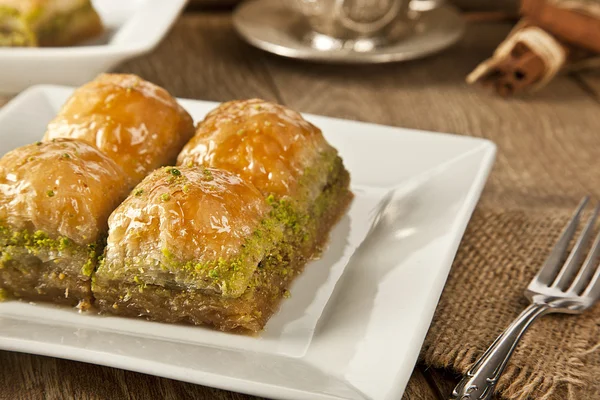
[451,303,550,400]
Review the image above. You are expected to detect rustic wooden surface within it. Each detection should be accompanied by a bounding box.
[1,10,600,400]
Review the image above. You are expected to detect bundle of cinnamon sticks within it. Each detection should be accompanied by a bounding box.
[467,0,600,96]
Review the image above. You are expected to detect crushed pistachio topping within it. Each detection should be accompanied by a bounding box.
[35,141,42,146]
[134,188,144,196]
[182,184,190,193]
[208,269,219,279]
[46,190,55,197]
[0,225,100,278]
[167,167,181,176]
[160,193,170,202]
[61,153,71,159]
[161,247,173,259]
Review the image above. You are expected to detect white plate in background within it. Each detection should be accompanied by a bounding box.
[0,0,187,94]
[0,86,496,400]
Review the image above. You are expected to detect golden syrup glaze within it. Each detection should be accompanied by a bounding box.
[44,73,195,183]
[176,99,333,199]
[100,166,273,295]
[0,139,129,245]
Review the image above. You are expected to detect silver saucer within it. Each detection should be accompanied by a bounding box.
[233,0,465,64]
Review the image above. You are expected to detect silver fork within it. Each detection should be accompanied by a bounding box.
[452,196,600,400]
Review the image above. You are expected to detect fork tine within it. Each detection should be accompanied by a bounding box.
[583,258,600,300]
[553,203,600,290]
[532,196,590,285]
[570,211,600,294]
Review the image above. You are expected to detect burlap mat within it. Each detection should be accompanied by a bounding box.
[420,206,600,400]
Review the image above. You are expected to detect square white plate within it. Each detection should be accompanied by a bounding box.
[0,0,187,94]
[0,85,496,400]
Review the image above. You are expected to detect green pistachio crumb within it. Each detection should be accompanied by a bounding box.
[59,237,71,250]
[161,248,173,259]
[133,276,141,284]
[283,289,291,299]
[182,184,190,193]
[167,168,181,176]
[62,153,71,159]
[46,190,55,197]
[81,259,94,277]
[237,129,245,135]
[208,269,219,279]
[203,169,213,180]
[35,141,42,146]
[186,160,194,167]
[134,188,144,196]
[160,193,170,202]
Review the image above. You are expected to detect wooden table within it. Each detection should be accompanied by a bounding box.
[2,10,600,400]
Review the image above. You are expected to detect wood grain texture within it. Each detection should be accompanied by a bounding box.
[115,12,280,103]
[0,351,265,400]
[576,70,600,102]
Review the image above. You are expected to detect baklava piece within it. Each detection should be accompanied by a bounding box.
[93,166,287,332]
[177,99,353,276]
[93,100,352,332]
[0,139,129,307]
[44,74,195,183]
[0,0,103,47]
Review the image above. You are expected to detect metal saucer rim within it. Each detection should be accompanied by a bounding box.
[233,1,466,64]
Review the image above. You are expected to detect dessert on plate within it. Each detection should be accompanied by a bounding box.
[0,139,128,307]
[95,99,352,332]
[0,81,352,333]
[0,73,195,308]
[44,74,196,183]
[0,0,103,47]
